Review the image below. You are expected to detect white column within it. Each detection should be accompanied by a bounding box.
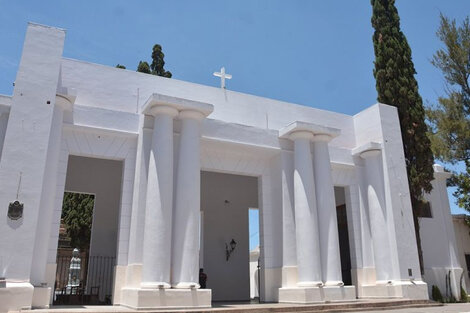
[172,110,204,288]
[141,106,178,289]
[361,149,394,283]
[281,150,297,286]
[312,135,343,286]
[127,117,152,266]
[292,131,323,287]
[30,103,67,286]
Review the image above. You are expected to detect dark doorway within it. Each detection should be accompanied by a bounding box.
[335,187,352,286]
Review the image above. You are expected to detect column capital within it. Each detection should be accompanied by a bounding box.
[148,105,178,118]
[289,130,314,141]
[279,121,340,141]
[352,142,382,159]
[179,110,205,121]
[142,93,214,117]
[55,86,76,111]
[312,134,333,142]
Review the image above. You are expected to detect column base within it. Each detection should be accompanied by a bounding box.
[279,285,356,303]
[113,265,128,305]
[282,266,298,288]
[359,280,428,300]
[121,287,211,309]
[32,286,51,309]
[0,282,34,312]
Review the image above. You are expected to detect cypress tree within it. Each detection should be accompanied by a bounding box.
[370,0,434,272]
[150,44,172,78]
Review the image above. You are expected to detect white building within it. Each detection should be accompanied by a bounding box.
[420,165,466,300]
[453,215,470,294]
[0,23,431,311]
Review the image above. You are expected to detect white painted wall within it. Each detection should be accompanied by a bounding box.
[421,165,463,299]
[201,171,258,301]
[354,104,421,282]
[453,215,470,293]
[60,58,356,149]
[0,23,65,281]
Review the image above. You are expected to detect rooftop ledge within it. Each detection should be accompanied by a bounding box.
[142,93,214,117]
[278,121,341,139]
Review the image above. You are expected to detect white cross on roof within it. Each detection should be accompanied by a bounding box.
[213,67,232,89]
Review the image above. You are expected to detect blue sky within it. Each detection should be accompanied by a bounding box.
[1,1,469,249]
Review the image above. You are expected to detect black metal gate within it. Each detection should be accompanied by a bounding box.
[53,255,115,305]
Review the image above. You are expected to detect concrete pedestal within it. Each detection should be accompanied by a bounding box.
[121,288,211,309]
[0,282,34,312]
[32,286,51,308]
[359,281,428,300]
[279,285,356,303]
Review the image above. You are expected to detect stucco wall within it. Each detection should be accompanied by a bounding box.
[60,58,356,149]
[453,216,470,293]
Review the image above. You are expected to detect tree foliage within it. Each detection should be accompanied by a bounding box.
[137,61,151,74]
[150,44,172,78]
[370,0,435,271]
[116,64,126,69]
[61,192,95,251]
[427,14,470,211]
[137,44,172,77]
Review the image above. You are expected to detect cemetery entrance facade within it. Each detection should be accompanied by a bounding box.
[0,23,435,312]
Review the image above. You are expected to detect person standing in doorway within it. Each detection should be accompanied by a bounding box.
[199,268,207,289]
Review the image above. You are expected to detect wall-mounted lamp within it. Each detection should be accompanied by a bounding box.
[225,239,237,261]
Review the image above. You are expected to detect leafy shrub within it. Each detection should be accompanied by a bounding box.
[461,286,468,303]
[432,285,444,303]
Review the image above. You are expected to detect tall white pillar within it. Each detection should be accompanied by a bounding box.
[360,148,395,283]
[312,135,343,286]
[172,110,204,288]
[30,103,67,287]
[127,117,152,266]
[141,106,178,289]
[281,150,298,287]
[292,131,323,286]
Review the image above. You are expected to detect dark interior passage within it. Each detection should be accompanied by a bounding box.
[335,187,352,286]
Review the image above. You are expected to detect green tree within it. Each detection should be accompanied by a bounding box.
[137,61,151,74]
[61,192,95,251]
[370,0,435,271]
[150,44,172,78]
[116,64,126,69]
[427,15,470,212]
[136,44,172,77]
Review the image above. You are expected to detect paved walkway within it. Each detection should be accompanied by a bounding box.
[363,303,470,313]
[18,299,441,313]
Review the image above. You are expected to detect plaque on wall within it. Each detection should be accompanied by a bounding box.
[8,200,23,220]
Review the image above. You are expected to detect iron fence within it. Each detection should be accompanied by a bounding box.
[54,255,115,305]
